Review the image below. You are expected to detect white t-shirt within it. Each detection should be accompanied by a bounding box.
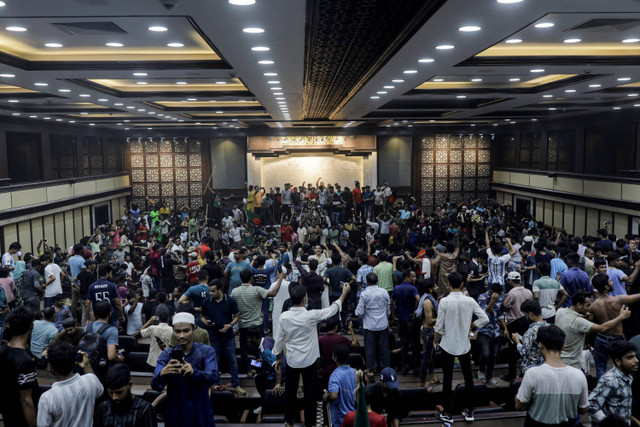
[37,373,104,427]
[269,279,290,339]
[44,263,63,298]
[2,252,14,279]
[373,191,384,205]
[229,227,242,243]
[516,363,588,425]
[222,216,234,230]
[125,303,143,335]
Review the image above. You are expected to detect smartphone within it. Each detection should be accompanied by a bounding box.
[250,359,263,368]
[17,251,22,257]
[170,348,183,362]
[75,352,83,363]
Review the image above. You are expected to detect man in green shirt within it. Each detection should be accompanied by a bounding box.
[372,252,394,293]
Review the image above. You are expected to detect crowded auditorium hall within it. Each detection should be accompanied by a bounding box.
[3,1,640,427]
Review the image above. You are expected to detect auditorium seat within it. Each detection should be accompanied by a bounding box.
[125,352,154,373]
[212,390,240,423]
[399,387,437,416]
[119,336,139,353]
[452,384,504,413]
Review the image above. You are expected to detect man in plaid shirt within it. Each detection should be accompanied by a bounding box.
[514,300,547,374]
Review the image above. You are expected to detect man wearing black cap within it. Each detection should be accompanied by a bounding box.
[365,367,402,427]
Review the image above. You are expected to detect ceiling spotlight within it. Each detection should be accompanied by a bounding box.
[456,95,467,98]
[6,26,27,32]
[0,2,5,7]
[505,38,522,44]
[187,98,197,101]
[383,85,395,89]
[623,38,640,43]
[45,43,63,48]
[98,98,108,101]
[270,87,282,90]
[136,81,148,85]
[106,42,123,47]
[0,73,14,78]
[273,92,283,95]
[403,69,418,74]
[565,89,576,93]
[58,89,71,92]
[89,123,95,126]
[534,22,554,28]
[268,81,280,84]
[243,27,264,33]
[263,73,278,76]
[433,78,444,82]
[216,111,223,114]
[418,58,435,63]
[167,42,184,47]
[114,103,123,106]
[459,26,481,32]
[377,91,387,94]
[589,84,601,88]
[618,77,632,81]
[629,93,639,97]
[542,94,553,98]
[509,78,520,82]
[11,113,19,115]
[435,44,455,50]
[276,97,285,100]
[7,99,18,103]
[613,106,622,110]
[229,0,256,4]
[251,46,270,51]
[471,78,483,82]
[215,81,226,85]
[34,82,48,86]
[148,26,168,32]
[530,68,545,73]
[392,79,404,83]
[258,60,274,64]
[548,107,556,111]
[370,96,380,99]
[564,38,582,44]
[176,81,188,85]
[133,72,148,77]
[126,106,135,109]
[497,0,524,3]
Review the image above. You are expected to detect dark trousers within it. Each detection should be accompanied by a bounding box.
[354,203,363,219]
[477,334,500,380]
[398,319,421,371]
[441,349,474,414]
[506,317,530,379]
[284,361,318,426]
[238,327,251,373]
[255,370,276,399]
[419,328,435,382]
[211,335,239,387]
[363,329,390,371]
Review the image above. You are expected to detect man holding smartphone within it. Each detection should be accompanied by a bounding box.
[200,280,246,396]
[152,312,218,427]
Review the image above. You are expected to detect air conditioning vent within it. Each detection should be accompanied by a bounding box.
[568,18,640,32]
[51,21,126,35]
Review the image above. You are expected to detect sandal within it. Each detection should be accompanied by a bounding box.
[426,385,438,393]
[430,378,442,385]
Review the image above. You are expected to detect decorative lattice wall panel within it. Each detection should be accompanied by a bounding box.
[419,135,491,212]
[128,137,204,211]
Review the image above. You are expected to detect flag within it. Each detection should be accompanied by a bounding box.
[353,384,370,427]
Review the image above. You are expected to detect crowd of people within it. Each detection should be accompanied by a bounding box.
[1,179,640,427]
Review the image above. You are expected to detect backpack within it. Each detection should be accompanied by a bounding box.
[77,322,111,378]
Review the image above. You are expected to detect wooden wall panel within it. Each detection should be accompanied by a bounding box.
[543,200,553,226]
[535,198,544,223]
[586,208,599,237]
[17,221,32,255]
[31,218,43,254]
[600,211,613,233]
[574,206,586,237]
[564,204,574,235]
[553,202,564,229]
[3,224,17,254]
[82,206,91,236]
[64,210,74,249]
[43,215,55,247]
[615,213,629,236]
[73,208,83,241]
[54,213,65,249]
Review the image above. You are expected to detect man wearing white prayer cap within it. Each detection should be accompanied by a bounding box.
[151,311,219,426]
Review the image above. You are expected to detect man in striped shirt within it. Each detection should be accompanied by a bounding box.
[485,227,516,287]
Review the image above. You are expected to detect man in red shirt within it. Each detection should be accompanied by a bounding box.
[280,222,293,243]
[186,252,201,283]
[352,181,363,220]
[318,317,359,387]
[341,385,387,427]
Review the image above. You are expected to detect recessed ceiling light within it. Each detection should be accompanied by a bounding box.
[623,38,640,43]
[383,85,395,89]
[433,78,444,82]
[392,79,404,83]
[126,106,135,109]
[435,45,455,50]
[216,111,223,114]
[635,104,640,107]
[276,97,285,100]
[176,81,188,85]
[80,94,91,97]
[114,103,123,106]
[370,96,380,99]
[251,46,270,51]
[618,77,632,81]
[403,69,418,74]
[0,73,14,78]
[535,22,555,28]
[589,84,601,88]
[542,94,553,98]
[137,109,145,112]
[133,72,148,77]
[98,98,108,102]
[7,99,18,103]
[509,78,520,82]
[45,43,63,48]
[44,117,52,120]
[136,81,148,85]
[148,26,168,32]
[377,91,387,94]
[106,42,123,47]
[187,98,197,101]
[80,112,88,115]
[264,72,278,76]
[148,111,155,114]
[89,123,96,126]
[167,42,184,47]
[471,78,483,82]
[215,81,226,85]
[277,101,286,104]
[58,89,71,93]
[0,2,5,7]
[229,0,256,4]
[243,27,264,33]
[456,95,467,99]
[565,89,576,93]
[613,106,622,110]
[6,26,27,32]
[29,115,37,118]
[505,38,522,44]
[564,38,582,44]
[629,93,639,97]
[258,60,274,64]
[11,112,19,116]
[497,0,523,3]
[459,26,481,32]
[268,81,280,84]
[530,68,545,73]
[273,92,283,95]
[418,58,435,63]
[270,87,282,90]
[548,107,556,111]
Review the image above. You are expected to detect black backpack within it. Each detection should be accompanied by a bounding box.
[77,322,111,378]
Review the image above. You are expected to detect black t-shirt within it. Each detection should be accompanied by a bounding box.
[202,262,223,282]
[142,300,160,321]
[366,382,401,421]
[161,258,177,279]
[0,345,39,426]
[77,270,97,299]
[201,295,239,339]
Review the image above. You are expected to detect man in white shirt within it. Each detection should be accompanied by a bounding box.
[2,242,20,279]
[274,281,350,427]
[37,341,104,427]
[41,255,67,308]
[434,272,489,423]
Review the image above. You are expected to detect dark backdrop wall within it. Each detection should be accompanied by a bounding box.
[210,137,246,190]
[377,136,412,187]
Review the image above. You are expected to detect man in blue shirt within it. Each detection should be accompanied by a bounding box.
[152,312,218,427]
[179,270,210,328]
[85,264,124,327]
[252,254,277,334]
[224,249,251,294]
[324,344,356,427]
[390,269,420,374]
[68,244,87,280]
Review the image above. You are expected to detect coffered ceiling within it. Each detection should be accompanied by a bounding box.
[0,0,639,131]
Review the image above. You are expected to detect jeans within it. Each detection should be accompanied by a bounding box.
[477,333,500,380]
[441,349,474,414]
[363,329,390,371]
[262,299,270,334]
[23,296,41,312]
[364,204,373,221]
[285,361,318,426]
[211,335,239,387]
[331,211,340,226]
[398,319,421,371]
[419,328,435,382]
[43,297,56,308]
[238,327,252,373]
[506,316,530,379]
[594,334,624,381]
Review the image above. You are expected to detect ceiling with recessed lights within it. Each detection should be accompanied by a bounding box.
[0,0,639,130]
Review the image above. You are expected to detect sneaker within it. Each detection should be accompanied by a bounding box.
[230,386,247,397]
[252,406,262,415]
[462,409,474,422]
[435,411,454,423]
[477,371,486,382]
[487,379,499,387]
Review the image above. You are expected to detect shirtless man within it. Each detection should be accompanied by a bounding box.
[590,273,640,380]
[419,279,439,390]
